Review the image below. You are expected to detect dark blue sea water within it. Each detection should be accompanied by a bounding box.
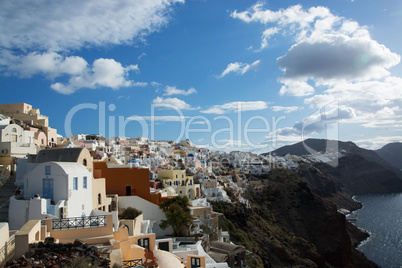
[353,193,402,268]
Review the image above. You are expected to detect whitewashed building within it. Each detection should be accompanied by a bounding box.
[0,123,36,165]
[9,161,93,230]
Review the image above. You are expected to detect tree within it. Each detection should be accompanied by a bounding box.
[159,196,192,236]
[121,207,142,220]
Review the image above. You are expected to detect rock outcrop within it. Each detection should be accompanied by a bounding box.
[5,239,110,268]
[212,168,379,268]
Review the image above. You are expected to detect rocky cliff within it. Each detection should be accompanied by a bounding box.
[212,168,379,268]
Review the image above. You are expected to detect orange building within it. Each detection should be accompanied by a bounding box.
[93,161,165,205]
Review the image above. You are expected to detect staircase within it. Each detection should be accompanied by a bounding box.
[0,177,18,222]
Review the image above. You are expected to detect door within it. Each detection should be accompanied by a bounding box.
[126,185,131,196]
[43,178,54,200]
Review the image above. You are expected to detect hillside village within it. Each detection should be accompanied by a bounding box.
[0,103,362,268]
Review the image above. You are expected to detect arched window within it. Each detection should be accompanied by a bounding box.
[12,128,17,133]
[98,193,101,205]
[83,159,87,166]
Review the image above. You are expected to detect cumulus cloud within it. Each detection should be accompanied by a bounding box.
[0,0,183,93]
[272,105,356,136]
[218,60,261,78]
[4,52,87,78]
[279,80,315,96]
[271,106,301,113]
[152,97,198,110]
[50,58,139,94]
[163,86,197,96]
[277,35,399,83]
[232,4,400,96]
[201,101,268,114]
[304,77,402,128]
[232,3,402,134]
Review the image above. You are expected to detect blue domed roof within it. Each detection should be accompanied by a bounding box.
[187,153,195,157]
[128,158,138,163]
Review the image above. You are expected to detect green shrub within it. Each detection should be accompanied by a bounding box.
[121,207,142,220]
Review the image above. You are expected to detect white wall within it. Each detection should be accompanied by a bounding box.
[8,196,29,230]
[118,196,173,237]
[23,162,93,218]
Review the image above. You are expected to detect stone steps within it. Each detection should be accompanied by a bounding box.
[0,177,18,222]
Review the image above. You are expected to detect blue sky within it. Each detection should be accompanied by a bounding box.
[1,0,402,152]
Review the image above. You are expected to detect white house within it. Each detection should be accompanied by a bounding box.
[0,123,36,163]
[9,161,93,230]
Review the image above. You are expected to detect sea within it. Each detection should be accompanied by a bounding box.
[352,193,402,268]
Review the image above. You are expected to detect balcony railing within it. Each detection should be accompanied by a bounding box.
[123,259,143,267]
[50,215,107,230]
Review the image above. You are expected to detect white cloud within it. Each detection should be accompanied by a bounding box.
[279,80,315,96]
[152,97,198,110]
[201,101,268,114]
[355,136,402,150]
[271,106,301,113]
[277,35,400,83]
[271,105,356,136]
[232,3,402,132]
[163,86,197,96]
[218,60,261,78]
[304,77,402,128]
[133,82,148,87]
[137,52,147,60]
[0,0,183,93]
[232,4,401,96]
[5,52,88,78]
[0,0,184,51]
[151,81,162,87]
[260,27,279,49]
[50,58,139,94]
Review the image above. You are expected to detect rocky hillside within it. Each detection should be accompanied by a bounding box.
[375,142,402,169]
[264,139,402,195]
[267,139,397,171]
[313,153,402,195]
[212,168,379,268]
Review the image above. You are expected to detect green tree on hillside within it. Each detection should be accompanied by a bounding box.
[159,196,192,236]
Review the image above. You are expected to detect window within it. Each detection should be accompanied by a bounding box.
[83,176,87,189]
[191,257,201,268]
[73,177,78,190]
[45,166,51,175]
[138,238,150,250]
[98,194,101,205]
[83,159,87,166]
[12,128,17,133]
[182,175,184,178]
[182,180,184,185]
[176,175,178,178]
